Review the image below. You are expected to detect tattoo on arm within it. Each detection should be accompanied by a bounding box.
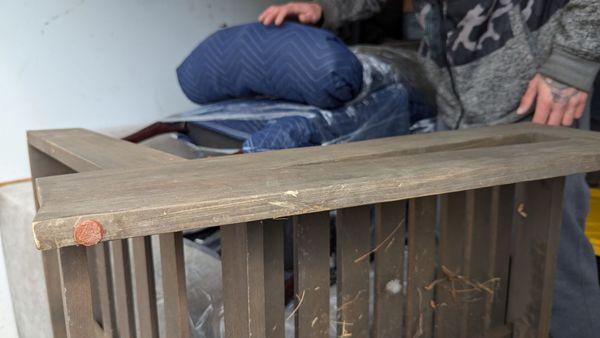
[541,76,580,104]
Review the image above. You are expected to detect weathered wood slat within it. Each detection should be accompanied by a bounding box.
[336,206,371,338]
[293,212,330,338]
[58,246,96,338]
[28,128,188,337]
[373,201,406,338]
[160,232,189,338]
[94,243,115,336]
[27,129,183,172]
[406,196,437,338]
[435,191,468,338]
[111,239,135,338]
[27,145,74,338]
[262,219,285,338]
[86,246,103,325]
[131,236,159,338]
[507,178,565,338]
[489,185,515,329]
[465,188,495,337]
[221,222,267,338]
[31,124,600,250]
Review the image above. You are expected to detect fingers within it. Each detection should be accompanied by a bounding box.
[298,13,313,23]
[532,96,552,125]
[547,104,566,126]
[562,101,576,126]
[260,6,278,25]
[260,3,322,26]
[517,75,540,115]
[274,5,292,25]
[574,92,588,119]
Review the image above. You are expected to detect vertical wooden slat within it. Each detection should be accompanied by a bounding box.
[86,246,103,325]
[159,232,189,338]
[111,239,135,338]
[263,219,285,338]
[435,191,468,338]
[95,242,115,336]
[58,246,96,338]
[507,177,565,338]
[293,212,330,338]
[489,185,515,329]
[132,236,159,338]
[336,206,371,338]
[373,201,406,338]
[28,145,72,338]
[406,196,437,338]
[221,222,266,338]
[465,188,495,336]
[40,250,69,338]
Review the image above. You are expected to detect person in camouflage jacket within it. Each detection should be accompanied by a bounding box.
[259,2,600,337]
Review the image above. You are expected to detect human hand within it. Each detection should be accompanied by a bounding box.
[258,2,323,26]
[517,74,588,126]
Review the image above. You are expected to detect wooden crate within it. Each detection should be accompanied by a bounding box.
[27,123,600,338]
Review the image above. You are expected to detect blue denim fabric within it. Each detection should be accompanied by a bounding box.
[550,174,600,338]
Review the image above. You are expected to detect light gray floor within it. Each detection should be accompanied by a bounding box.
[0,233,18,337]
[0,182,51,338]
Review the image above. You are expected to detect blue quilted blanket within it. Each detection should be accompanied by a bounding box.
[177,22,363,109]
[166,48,435,152]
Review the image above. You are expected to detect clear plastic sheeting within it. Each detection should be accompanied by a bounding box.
[164,46,435,153]
[153,238,224,338]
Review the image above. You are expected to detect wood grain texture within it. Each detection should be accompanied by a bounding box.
[222,222,267,338]
[406,196,437,338]
[31,124,600,250]
[85,246,103,324]
[373,201,406,338]
[94,243,115,336]
[489,185,515,330]
[28,145,74,338]
[336,206,371,338]
[293,212,330,338]
[160,232,189,338]
[58,246,96,338]
[28,127,188,337]
[435,191,469,338]
[111,239,135,338]
[507,178,565,338]
[131,236,158,338]
[262,219,285,338]
[465,188,495,337]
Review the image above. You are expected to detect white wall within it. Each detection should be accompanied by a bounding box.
[0,0,281,182]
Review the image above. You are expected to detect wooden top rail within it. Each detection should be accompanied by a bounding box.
[29,123,600,250]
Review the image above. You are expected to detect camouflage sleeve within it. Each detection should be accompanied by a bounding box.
[316,0,386,30]
[538,0,600,92]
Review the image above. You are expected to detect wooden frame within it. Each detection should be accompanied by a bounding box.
[27,123,600,338]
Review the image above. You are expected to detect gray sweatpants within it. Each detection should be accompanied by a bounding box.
[436,120,600,337]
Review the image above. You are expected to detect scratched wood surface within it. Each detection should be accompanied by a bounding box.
[507,178,564,338]
[221,222,266,338]
[336,206,371,338]
[27,145,74,338]
[405,196,437,338]
[30,124,600,250]
[262,219,286,338]
[373,201,406,338]
[27,128,188,337]
[293,212,330,338]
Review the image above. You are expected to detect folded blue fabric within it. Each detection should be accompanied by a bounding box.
[177,22,363,109]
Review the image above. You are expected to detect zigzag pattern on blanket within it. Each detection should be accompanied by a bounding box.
[177,22,363,109]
